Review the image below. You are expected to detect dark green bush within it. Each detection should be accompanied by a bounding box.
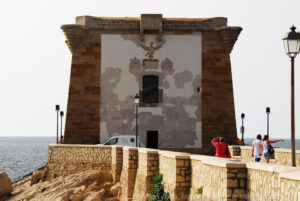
[150,174,170,201]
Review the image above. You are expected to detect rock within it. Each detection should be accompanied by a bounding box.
[69,193,84,201]
[84,189,105,201]
[110,183,121,197]
[73,185,86,194]
[31,170,42,185]
[0,172,13,198]
[105,198,119,201]
[117,190,122,199]
[100,182,112,192]
[6,170,113,201]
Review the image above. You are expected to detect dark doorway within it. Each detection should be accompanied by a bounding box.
[146,130,158,149]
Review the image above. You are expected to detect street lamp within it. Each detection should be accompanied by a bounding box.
[60,111,64,144]
[55,105,60,144]
[241,113,245,143]
[266,107,270,137]
[134,93,140,147]
[283,25,300,167]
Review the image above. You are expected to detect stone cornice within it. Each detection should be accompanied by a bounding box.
[61,24,86,53]
[74,15,229,31]
[61,14,242,54]
[217,26,243,54]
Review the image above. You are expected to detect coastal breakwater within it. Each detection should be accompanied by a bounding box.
[46,144,300,201]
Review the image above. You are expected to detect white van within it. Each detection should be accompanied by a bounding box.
[102,135,144,147]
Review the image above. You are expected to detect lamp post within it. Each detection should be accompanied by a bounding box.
[60,111,64,144]
[266,107,270,137]
[134,93,140,147]
[241,113,245,143]
[283,25,300,167]
[55,105,60,144]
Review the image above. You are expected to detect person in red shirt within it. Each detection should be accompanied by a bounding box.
[211,137,232,158]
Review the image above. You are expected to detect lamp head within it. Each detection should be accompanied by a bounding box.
[134,93,140,104]
[241,113,245,119]
[55,105,60,111]
[266,107,270,114]
[60,111,64,116]
[283,25,300,58]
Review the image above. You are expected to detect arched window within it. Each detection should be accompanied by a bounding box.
[142,75,159,103]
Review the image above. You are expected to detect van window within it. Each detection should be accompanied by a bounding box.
[105,138,118,145]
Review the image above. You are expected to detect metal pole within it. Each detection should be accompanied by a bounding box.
[241,118,244,143]
[56,110,59,144]
[267,113,269,137]
[60,114,63,144]
[291,57,296,167]
[136,104,138,147]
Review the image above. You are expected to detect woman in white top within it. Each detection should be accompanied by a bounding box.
[261,135,284,163]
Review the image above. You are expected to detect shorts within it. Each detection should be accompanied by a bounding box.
[255,157,261,162]
[264,152,272,159]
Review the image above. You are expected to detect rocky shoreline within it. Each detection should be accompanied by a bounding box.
[0,170,122,201]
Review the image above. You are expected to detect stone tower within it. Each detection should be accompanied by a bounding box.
[61,14,242,155]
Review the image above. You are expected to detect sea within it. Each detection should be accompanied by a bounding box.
[0,137,299,182]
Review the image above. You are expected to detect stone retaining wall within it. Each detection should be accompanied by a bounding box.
[47,144,111,179]
[46,144,300,200]
[246,163,300,201]
[229,145,300,166]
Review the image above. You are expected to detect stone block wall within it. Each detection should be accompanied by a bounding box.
[47,144,111,179]
[111,145,123,183]
[201,31,237,155]
[120,147,138,201]
[232,145,300,166]
[228,145,241,157]
[246,163,300,201]
[61,26,101,144]
[159,152,191,201]
[45,145,300,201]
[189,155,247,201]
[189,155,227,200]
[132,149,159,201]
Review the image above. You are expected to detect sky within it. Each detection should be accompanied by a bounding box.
[0,0,300,139]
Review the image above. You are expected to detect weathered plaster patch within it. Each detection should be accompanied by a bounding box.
[100,122,109,143]
[121,35,142,47]
[174,70,193,89]
[187,122,202,148]
[101,34,202,148]
[139,107,163,116]
[113,72,137,101]
[183,105,198,118]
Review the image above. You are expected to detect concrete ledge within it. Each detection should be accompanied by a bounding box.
[246,162,297,173]
[49,144,109,148]
[228,145,241,148]
[190,155,245,168]
[279,169,300,181]
[123,146,138,151]
[274,148,300,154]
[240,146,252,150]
[203,159,245,168]
[111,145,124,148]
[138,148,158,154]
[239,145,300,154]
[159,150,190,159]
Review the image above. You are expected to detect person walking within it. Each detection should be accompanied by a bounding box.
[251,134,263,162]
[261,135,284,163]
[211,137,231,158]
